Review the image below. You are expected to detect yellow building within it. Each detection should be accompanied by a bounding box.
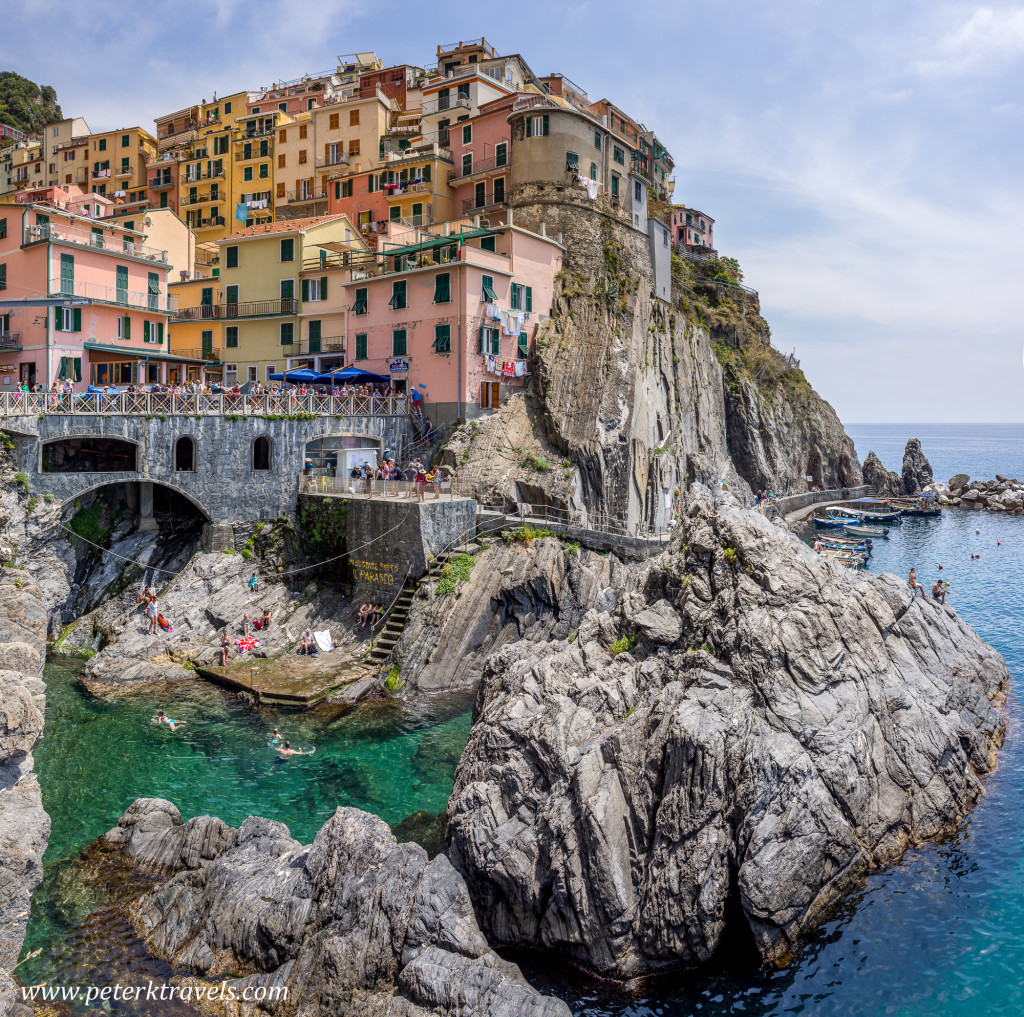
[87,126,157,213]
[4,140,44,197]
[197,214,362,385]
[230,109,289,235]
[41,117,92,190]
[168,275,222,382]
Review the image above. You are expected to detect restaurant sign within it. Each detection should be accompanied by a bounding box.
[389,358,409,373]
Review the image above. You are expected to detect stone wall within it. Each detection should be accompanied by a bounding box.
[5,413,413,524]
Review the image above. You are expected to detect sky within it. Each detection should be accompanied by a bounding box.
[4,0,1023,422]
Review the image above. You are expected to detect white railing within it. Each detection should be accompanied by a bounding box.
[24,223,170,265]
[49,279,176,313]
[0,391,412,417]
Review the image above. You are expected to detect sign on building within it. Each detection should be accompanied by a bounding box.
[389,358,409,373]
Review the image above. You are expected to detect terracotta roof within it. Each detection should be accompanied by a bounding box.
[221,214,347,241]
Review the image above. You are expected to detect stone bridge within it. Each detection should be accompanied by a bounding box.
[2,410,414,526]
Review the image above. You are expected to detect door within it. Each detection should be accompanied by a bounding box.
[480,381,500,408]
[475,182,486,208]
[201,287,214,318]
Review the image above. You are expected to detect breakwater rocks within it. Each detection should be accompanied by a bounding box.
[0,568,50,1016]
[84,798,570,1017]
[932,475,1024,512]
[446,485,1009,979]
[863,438,933,499]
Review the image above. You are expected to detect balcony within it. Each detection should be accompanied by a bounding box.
[173,297,297,321]
[285,189,328,204]
[294,335,345,356]
[461,195,508,215]
[149,175,175,189]
[172,346,221,362]
[23,223,169,264]
[194,216,227,231]
[55,138,88,152]
[450,154,508,180]
[92,168,111,179]
[314,152,349,168]
[237,126,275,140]
[181,165,226,183]
[0,332,23,351]
[422,95,471,117]
[180,191,222,207]
[49,279,176,313]
[113,167,134,178]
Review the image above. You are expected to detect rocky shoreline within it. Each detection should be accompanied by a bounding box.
[929,474,1024,512]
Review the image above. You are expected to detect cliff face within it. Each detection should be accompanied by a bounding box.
[444,185,860,528]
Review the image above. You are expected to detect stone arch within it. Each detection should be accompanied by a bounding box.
[60,478,213,523]
[174,434,196,473]
[40,434,141,473]
[252,435,273,471]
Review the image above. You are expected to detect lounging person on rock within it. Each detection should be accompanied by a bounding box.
[299,630,318,655]
[241,613,252,636]
[152,709,185,731]
[357,602,372,628]
[260,608,271,631]
[933,580,948,605]
[908,568,926,598]
[813,537,823,552]
[248,572,259,594]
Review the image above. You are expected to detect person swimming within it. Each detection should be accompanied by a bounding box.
[277,740,305,757]
[151,708,186,732]
[271,727,282,743]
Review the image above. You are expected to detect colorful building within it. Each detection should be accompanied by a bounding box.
[167,274,222,381]
[339,220,562,422]
[42,117,92,190]
[86,127,157,215]
[447,93,518,222]
[670,206,715,256]
[0,194,205,389]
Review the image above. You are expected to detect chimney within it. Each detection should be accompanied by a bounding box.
[507,207,514,226]
[540,221,547,237]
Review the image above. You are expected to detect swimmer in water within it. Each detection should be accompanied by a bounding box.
[271,727,282,743]
[151,708,186,732]
[277,740,305,757]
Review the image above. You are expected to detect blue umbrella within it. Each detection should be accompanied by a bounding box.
[318,366,390,385]
[266,368,322,383]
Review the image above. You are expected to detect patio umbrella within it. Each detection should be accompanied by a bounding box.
[319,366,391,385]
[267,368,321,383]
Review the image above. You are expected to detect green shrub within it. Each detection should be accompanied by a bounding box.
[222,547,236,555]
[44,493,54,503]
[722,547,738,567]
[609,633,637,658]
[241,548,251,560]
[67,501,110,546]
[564,539,580,555]
[25,496,37,513]
[13,473,29,495]
[437,553,474,596]
[522,454,548,472]
[383,664,405,694]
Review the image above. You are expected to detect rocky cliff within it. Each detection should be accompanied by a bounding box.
[79,797,570,1017]
[446,485,1008,978]
[863,439,934,499]
[443,189,859,529]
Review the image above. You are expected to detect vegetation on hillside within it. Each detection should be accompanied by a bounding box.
[0,72,62,138]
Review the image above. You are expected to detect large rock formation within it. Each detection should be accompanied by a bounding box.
[87,798,570,1017]
[901,438,933,496]
[446,486,1008,979]
[862,450,904,498]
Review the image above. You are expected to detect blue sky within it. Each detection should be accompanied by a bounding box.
[4,0,1023,422]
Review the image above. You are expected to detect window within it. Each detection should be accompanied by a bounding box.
[98,138,106,151]
[248,366,258,382]
[121,157,130,173]
[526,114,549,137]
[277,182,286,198]
[389,206,401,221]
[433,323,451,353]
[121,134,130,147]
[299,124,307,139]
[329,112,339,130]
[243,166,253,181]
[392,329,407,356]
[353,287,367,314]
[60,253,75,295]
[438,118,450,144]
[0,264,5,290]
[423,163,431,182]
[280,279,294,301]
[613,145,625,165]
[225,325,238,348]
[259,140,269,157]
[280,321,294,345]
[594,131,602,150]
[148,272,160,310]
[457,82,470,101]
[226,245,238,268]
[142,321,164,343]
[259,163,269,178]
[277,153,286,168]
[390,280,407,309]
[433,272,450,303]
[175,436,195,472]
[462,153,473,176]
[0,219,6,239]
[590,161,598,181]
[243,142,253,160]
[302,276,327,301]
[225,101,233,114]
[252,436,272,471]
[117,314,130,339]
[565,152,579,172]
[517,331,529,359]
[54,307,81,332]
[462,124,472,145]
[481,274,497,301]
[611,174,619,198]
[201,329,214,357]
[634,180,643,202]
[355,332,368,359]
[349,140,360,156]
[226,284,239,306]
[478,325,500,355]
[280,237,294,261]
[481,235,496,253]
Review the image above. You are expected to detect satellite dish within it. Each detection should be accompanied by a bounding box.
[144,216,152,226]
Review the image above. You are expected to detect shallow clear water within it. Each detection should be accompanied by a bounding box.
[20,661,472,991]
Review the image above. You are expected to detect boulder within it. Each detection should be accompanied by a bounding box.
[949,474,970,492]
[901,438,933,497]
[862,451,904,498]
[86,799,570,1017]
[447,485,1009,979]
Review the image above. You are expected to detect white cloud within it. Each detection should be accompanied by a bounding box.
[914,5,1024,76]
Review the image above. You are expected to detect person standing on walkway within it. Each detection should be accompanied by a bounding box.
[148,594,159,633]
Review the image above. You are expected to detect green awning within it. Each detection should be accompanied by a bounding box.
[379,227,495,259]
[83,342,210,365]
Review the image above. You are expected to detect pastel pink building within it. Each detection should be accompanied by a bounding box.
[0,192,203,390]
[341,221,562,422]
[670,206,715,256]
[447,93,519,223]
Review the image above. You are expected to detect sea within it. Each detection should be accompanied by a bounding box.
[19,423,1024,1017]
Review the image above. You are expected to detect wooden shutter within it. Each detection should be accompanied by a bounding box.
[320,276,327,298]
[143,321,150,342]
[72,308,81,332]
[525,287,533,312]
[54,307,63,330]
[301,278,309,302]
[124,316,130,339]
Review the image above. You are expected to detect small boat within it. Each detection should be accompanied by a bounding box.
[813,516,848,528]
[901,506,942,517]
[819,549,866,569]
[844,524,887,538]
[817,536,871,551]
[858,510,902,523]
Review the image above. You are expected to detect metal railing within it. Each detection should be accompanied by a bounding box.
[291,335,345,355]
[149,175,174,188]
[315,153,350,168]
[173,297,297,320]
[181,166,225,183]
[49,279,177,313]
[194,216,227,230]
[450,153,508,180]
[285,189,327,203]
[0,391,412,417]
[92,168,111,179]
[0,332,23,350]
[23,223,170,265]
[180,191,222,206]
[461,195,507,214]
[422,95,472,116]
[172,347,221,362]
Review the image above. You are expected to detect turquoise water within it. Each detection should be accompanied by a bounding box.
[534,427,1024,1016]
[20,660,472,991]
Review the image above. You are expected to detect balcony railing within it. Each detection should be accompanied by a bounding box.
[181,165,226,183]
[49,279,177,313]
[422,95,472,116]
[0,391,412,417]
[315,153,350,168]
[450,154,508,180]
[194,216,227,231]
[236,127,275,141]
[92,168,111,179]
[285,189,328,203]
[173,297,297,320]
[114,166,134,178]
[149,175,175,189]
[0,332,23,351]
[461,195,508,214]
[180,192,222,206]
[23,223,170,264]
[292,335,345,356]
[55,138,88,151]
[172,346,222,362]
